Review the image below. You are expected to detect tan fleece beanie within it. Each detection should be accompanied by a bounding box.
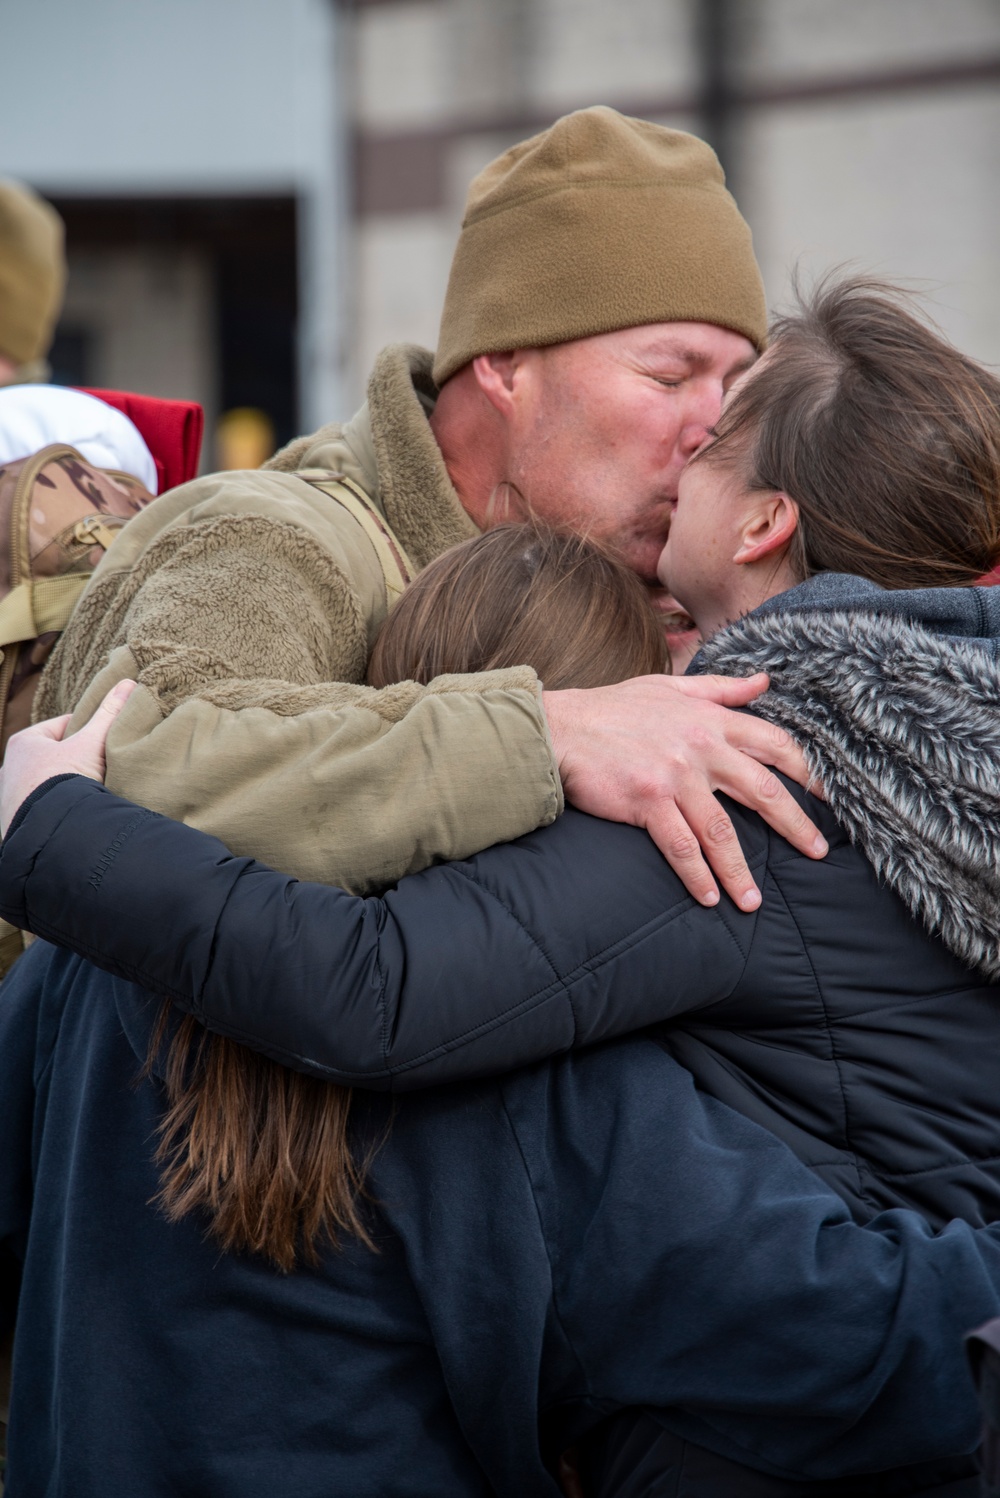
[434,107,766,386]
[0,180,66,368]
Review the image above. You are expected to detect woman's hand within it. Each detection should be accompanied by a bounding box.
[0,680,137,837]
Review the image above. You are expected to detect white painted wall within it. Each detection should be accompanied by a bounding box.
[743,86,1000,366]
[736,0,1000,366]
[741,0,1000,84]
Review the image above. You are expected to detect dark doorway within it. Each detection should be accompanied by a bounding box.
[48,195,300,452]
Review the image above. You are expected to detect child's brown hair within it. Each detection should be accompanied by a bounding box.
[151,522,665,1274]
[367,522,667,690]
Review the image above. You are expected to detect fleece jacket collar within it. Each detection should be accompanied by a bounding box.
[267,344,479,573]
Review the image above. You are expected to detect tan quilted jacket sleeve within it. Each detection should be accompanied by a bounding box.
[36,471,563,893]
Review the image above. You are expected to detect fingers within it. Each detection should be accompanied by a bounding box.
[0,681,138,839]
[716,754,828,861]
[85,677,138,730]
[666,671,770,707]
[728,713,828,805]
[647,793,762,911]
[544,678,829,914]
[72,679,139,775]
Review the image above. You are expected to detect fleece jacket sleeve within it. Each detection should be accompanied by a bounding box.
[0,777,763,1090]
[40,486,562,893]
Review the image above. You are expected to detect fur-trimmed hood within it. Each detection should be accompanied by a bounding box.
[696,574,1000,979]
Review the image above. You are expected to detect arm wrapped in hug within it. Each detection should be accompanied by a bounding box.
[0,775,761,1089]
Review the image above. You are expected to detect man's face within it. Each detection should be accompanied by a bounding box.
[500,321,757,642]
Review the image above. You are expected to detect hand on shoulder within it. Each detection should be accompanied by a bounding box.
[542,672,828,911]
[0,679,137,836]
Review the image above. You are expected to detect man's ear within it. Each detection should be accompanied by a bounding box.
[471,351,524,418]
[732,492,800,567]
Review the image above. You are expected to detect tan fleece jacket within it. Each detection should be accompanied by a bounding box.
[35,345,563,893]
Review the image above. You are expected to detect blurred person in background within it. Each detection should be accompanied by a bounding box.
[0,180,64,391]
[0,177,156,1488]
[0,180,159,486]
[33,106,831,933]
[214,405,275,471]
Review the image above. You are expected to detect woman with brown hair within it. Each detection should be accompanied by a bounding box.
[154,522,666,1271]
[5,275,1000,1495]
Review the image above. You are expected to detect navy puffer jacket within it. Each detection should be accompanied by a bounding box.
[5,576,1000,1495]
[4,579,1000,1233]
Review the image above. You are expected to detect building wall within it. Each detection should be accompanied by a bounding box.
[2,0,997,433]
[735,0,1000,361]
[351,0,1000,401]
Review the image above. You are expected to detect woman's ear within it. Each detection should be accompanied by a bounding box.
[732,491,800,567]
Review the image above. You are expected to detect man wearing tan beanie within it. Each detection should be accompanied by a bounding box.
[38,107,827,913]
[0,180,65,387]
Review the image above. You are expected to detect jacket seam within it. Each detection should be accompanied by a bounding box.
[199,877,246,1024]
[731,849,767,991]
[448,862,758,1051]
[869,1150,1000,1181]
[497,1090,594,1402]
[650,844,768,1022]
[11,919,194,1008]
[274,876,760,1077]
[973,586,989,639]
[387,885,753,1075]
[831,982,987,1022]
[450,849,763,984]
[34,846,758,1083]
[767,870,879,1212]
[449,867,563,982]
[376,926,391,1068]
[206,882,736,1081]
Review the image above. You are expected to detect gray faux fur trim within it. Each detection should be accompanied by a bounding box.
[700,608,1000,979]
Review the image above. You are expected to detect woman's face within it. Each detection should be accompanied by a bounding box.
[658,355,803,642]
[657,448,759,639]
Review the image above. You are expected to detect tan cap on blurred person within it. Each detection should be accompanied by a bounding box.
[215,407,277,471]
[434,106,766,386]
[0,181,66,384]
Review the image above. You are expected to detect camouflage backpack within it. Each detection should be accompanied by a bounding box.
[0,443,156,973]
[0,442,155,752]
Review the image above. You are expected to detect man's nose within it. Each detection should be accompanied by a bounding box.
[677,386,724,458]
